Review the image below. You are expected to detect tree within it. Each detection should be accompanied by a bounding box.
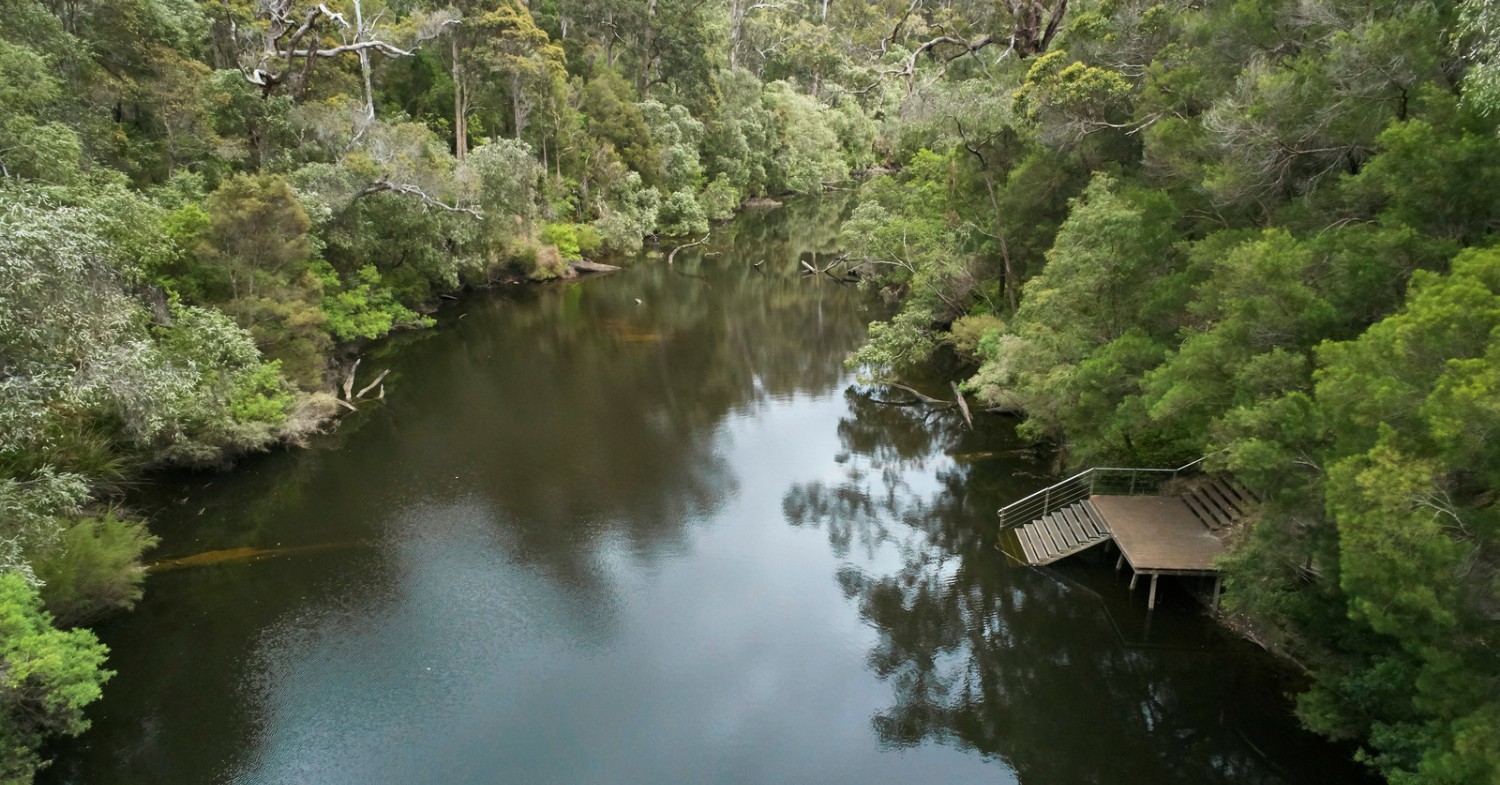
[0,572,111,784]
[1307,247,1500,784]
[235,0,416,97]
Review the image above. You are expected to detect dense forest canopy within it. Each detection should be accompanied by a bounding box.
[1,0,1498,782]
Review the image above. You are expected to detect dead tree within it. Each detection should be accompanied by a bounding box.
[239,1,415,97]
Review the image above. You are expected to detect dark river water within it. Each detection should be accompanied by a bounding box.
[45,200,1370,785]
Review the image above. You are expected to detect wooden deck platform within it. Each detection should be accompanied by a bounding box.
[1002,474,1257,609]
[1089,495,1225,575]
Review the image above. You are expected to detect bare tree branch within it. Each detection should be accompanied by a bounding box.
[355,178,481,217]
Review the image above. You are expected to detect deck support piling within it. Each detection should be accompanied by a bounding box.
[1115,554,1124,572]
[1148,573,1159,610]
[1129,571,1139,591]
[1211,575,1223,614]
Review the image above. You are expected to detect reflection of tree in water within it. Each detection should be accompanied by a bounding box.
[784,395,1362,785]
[53,199,883,785]
[367,196,872,596]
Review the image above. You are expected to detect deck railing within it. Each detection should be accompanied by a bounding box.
[996,454,1219,530]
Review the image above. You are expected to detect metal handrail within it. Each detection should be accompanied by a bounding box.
[996,453,1224,530]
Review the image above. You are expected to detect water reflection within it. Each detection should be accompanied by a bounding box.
[782,388,1370,785]
[42,198,1366,785]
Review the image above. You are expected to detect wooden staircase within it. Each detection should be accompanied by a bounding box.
[1178,476,1258,532]
[1001,462,1261,568]
[1014,499,1113,565]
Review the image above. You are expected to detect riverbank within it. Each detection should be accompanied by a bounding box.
[42,201,1372,784]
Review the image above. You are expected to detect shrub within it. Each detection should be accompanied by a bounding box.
[34,513,159,627]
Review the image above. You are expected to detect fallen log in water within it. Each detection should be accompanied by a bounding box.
[571,259,622,274]
[951,381,974,430]
[887,382,949,405]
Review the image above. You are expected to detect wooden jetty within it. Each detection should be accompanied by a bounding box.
[1000,461,1257,609]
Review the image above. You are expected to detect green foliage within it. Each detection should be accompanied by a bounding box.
[947,314,1006,361]
[834,4,1500,779]
[1298,249,1500,783]
[762,80,847,193]
[464,138,542,228]
[700,175,740,221]
[33,513,158,627]
[656,189,709,236]
[0,3,882,773]
[593,171,661,254]
[315,263,433,342]
[0,572,111,784]
[540,223,584,260]
[580,68,657,183]
[203,173,313,289]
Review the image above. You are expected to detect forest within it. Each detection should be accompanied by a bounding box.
[0,0,1497,782]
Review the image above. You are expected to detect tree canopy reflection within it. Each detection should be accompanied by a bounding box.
[783,392,1366,785]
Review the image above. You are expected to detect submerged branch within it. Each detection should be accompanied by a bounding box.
[667,233,711,264]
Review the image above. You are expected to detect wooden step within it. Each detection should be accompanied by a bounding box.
[1180,488,1212,525]
[1015,528,1037,564]
[1059,506,1089,543]
[1045,514,1076,550]
[1212,477,1260,513]
[1183,490,1230,530]
[1023,524,1051,561]
[1014,502,1113,566]
[1079,499,1111,536]
[1201,479,1243,519]
[1227,478,1261,503]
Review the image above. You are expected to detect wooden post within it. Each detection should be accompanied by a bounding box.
[1148,574,1159,610]
[1115,554,1124,572]
[1129,571,1139,591]
[1212,575,1223,614]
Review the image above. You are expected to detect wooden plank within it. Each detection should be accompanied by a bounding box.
[1073,507,1102,542]
[1182,492,1222,530]
[1026,522,1056,559]
[1030,525,1055,560]
[1063,506,1095,543]
[1203,486,1239,526]
[1202,481,1242,519]
[1080,499,1111,535]
[1045,515,1077,550]
[1228,478,1261,503]
[1085,504,1109,538]
[1090,495,1226,572]
[1016,530,1036,564]
[1210,477,1248,508]
[1054,508,1083,546]
[1019,526,1044,564]
[1070,504,1104,539]
[1044,516,1080,552]
[1189,489,1234,529]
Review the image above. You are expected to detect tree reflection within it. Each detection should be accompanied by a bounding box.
[783,399,1367,785]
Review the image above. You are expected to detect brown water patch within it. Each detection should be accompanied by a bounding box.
[146,542,360,573]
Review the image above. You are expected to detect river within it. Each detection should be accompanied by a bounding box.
[44,199,1370,785]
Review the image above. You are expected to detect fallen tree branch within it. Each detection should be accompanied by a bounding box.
[342,358,361,400]
[951,381,974,429]
[356,369,390,398]
[868,395,925,407]
[667,233,711,264]
[888,382,950,405]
